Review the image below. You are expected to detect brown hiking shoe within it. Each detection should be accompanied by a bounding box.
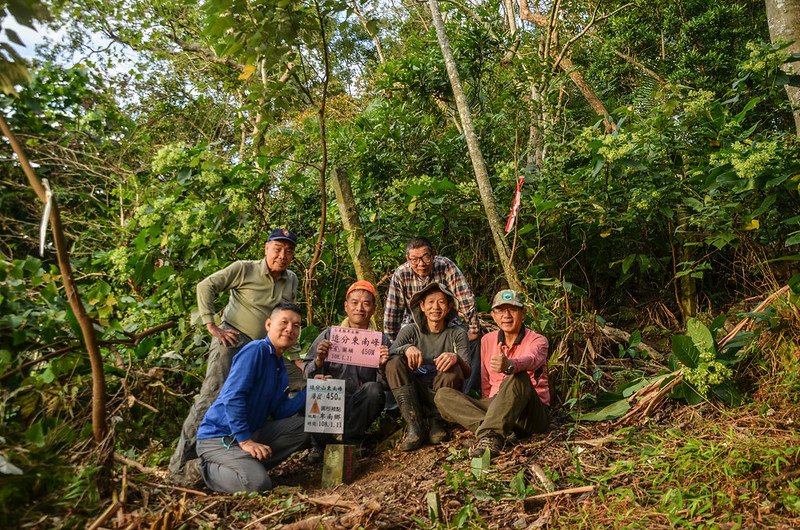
[171,458,204,488]
[470,433,504,459]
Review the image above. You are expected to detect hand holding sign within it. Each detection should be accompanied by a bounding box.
[315,339,331,368]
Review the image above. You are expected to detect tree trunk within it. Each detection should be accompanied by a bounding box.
[303,0,331,325]
[765,0,800,137]
[330,167,384,327]
[349,0,385,65]
[427,0,523,292]
[518,0,615,131]
[675,204,697,321]
[0,114,108,444]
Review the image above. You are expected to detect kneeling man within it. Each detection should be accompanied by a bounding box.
[435,290,550,459]
[196,303,310,493]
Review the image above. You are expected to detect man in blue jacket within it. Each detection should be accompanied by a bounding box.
[195,303,310,493]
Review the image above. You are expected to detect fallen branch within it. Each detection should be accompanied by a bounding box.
[141,480,208,496]
[300,493,359,511]
[523,485,595,502]
[614,372,684,426]
[719,285,790,346]
[114,453,168,479]
[178,500,222,527]
[86,498,123,530]
[615,284,791,426]
[243,506,294,529]
[600,325,661,358]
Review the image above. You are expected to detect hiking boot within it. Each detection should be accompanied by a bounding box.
[307,444,324,464]
[470,433,504,459]
[172,458,204,488]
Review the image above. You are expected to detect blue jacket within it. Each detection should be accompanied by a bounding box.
[196,338,306,443]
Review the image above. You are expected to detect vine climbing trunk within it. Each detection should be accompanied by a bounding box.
[0,113,108,444]
[427,0,523,292]
[331,167,383,327]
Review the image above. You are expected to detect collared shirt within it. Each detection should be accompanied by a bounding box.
[383,256,478,340]
[196,338,306,443]
[480,327,550,405]
[197,259,298,340]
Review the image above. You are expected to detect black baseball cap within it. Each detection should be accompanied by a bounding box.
[268,228,297,245]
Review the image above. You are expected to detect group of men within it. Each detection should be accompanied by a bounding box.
[168,230,551,494]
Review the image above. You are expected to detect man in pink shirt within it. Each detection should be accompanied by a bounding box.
[434,289,550,459]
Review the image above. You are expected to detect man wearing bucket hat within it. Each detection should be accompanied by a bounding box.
[302,280,391,462]
[434,289,550,460]
[383,237,483,395]
[386,282,472,451]
[169,228,299,485]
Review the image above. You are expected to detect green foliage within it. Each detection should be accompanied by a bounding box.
[2,0,800,525]
[0,0,51,94]
[570,423,800,527]
[669,318,741,403]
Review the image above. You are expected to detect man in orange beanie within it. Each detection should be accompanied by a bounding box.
[302,280,391,461]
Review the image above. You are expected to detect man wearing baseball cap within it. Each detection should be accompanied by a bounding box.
[302,280,391,462]
[434,289,550,460]
[169,228,299,485]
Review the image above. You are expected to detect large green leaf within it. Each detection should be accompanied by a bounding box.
[686,318,715,353]
[576,399,631,421]
[671,335,700,369]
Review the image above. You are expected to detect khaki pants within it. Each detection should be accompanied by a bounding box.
[434,372,549,439]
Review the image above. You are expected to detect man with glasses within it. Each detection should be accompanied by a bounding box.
[169,228,299,485]
[384,237,481,392]
[434,289,550,460]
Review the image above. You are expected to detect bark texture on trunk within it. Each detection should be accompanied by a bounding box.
[331,167,383,327]
[765,0,800,137]
[0,114,108,444]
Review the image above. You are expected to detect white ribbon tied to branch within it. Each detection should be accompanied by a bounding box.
[39,178,52,257]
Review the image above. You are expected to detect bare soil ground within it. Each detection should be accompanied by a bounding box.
[96,414,584,529]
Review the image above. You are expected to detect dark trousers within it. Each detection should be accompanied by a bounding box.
[385,355,464,416]
[313,381,386,446]
[463,338,482,395]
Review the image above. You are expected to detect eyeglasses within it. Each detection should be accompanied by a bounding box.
[407,253,433,265]
[492,306,521,315]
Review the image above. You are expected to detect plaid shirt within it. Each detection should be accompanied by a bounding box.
[383,255,479,340]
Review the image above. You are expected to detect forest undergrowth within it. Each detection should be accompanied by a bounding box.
[4,287,799,529]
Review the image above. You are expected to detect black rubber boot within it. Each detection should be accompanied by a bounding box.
[428,413,448,444]
[392,384,426,451]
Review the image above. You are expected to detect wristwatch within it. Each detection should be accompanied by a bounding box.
[504,361,515,375]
